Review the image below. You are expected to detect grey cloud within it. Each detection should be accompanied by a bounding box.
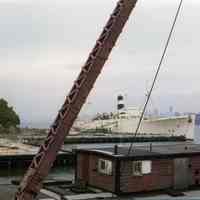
[0,0,200,127]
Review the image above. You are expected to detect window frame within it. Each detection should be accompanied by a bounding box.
[132,161,143,176]
[98,158,113,176]
[132,160,152,176]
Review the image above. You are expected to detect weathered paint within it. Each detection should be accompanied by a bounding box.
[174,158,189,190]
[76,152,200,194]
[15,0,139,199]
[120,159,174,193]
[76,153,115,192]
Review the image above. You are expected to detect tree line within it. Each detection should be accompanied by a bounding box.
[0,98,20,133]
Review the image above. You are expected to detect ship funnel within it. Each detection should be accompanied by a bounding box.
[117,95,125,112]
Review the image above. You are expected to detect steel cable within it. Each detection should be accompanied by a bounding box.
[127,0,184,155]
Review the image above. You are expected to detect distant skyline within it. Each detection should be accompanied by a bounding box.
[1,0,200,128]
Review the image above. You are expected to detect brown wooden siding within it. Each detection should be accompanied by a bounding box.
[120,159,174,193]
[190,156,200,186]
[76,153,90,184]
[76,152,200,194]
[76,153,115,192]
[88,155,115,192]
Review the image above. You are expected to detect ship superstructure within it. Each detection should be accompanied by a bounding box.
[81,95,197,139]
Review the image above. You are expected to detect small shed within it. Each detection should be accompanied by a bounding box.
[75,143,200,194]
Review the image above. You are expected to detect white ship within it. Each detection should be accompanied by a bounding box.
[79,95,200,141]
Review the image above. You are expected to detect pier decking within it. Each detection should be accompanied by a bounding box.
[22,134,186,146]
[0,139,74,168]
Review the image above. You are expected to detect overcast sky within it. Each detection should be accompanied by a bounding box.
[0,0,200,128]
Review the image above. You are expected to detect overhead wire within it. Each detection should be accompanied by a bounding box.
[127,0,184,155]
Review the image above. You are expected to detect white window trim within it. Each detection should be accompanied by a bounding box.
[132,161,143,176]
[142,160,152,174]
[132,160,152,176]
[98,159,113,175]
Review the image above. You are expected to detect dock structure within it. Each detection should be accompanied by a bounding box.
[0,136,185,168]
[21,134,186,146]
[63,193,115,200]
[0,139,74,168]
[39,191,115,200]
[39,187,115,200]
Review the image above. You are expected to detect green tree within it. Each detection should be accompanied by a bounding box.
[0,98,20,129]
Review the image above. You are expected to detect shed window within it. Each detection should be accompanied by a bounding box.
[98,159,112,175]
[133,161,142,176]
[133,161,152,176]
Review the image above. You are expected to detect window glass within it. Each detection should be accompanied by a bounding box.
[100,160,106,170]
[98,159,112,175]
[132,161,142,176]
[133,160,152,176]
[142,161,152,174]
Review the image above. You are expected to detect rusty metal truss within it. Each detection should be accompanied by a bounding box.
[14,0,138,199]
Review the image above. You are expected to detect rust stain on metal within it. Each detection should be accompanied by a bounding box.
[14,0,138,199]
